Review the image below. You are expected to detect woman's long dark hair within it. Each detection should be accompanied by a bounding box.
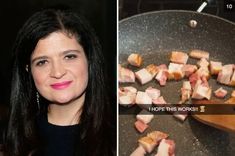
[4,8,116,156]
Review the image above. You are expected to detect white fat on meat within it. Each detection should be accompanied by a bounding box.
[192,80,212,100]
[155,139,175,156]
[168,63,184,80]
[145,87,161,100]
[136,91,152,110]
[182,64,197,77]
[179,81,192,104]
[135,68,153,85]
[127,53,143,67]
[170,51,189,64]
[196,67,210,80]
[152,96,167,105]
[119,86,137,106]
[119,65,135,83]
[130,145,146,156]
[138,137,157,153]
[173,112,188,121]
[155,68,169,86]
[189,49,209,60]
[217,64,234,85]
[197,58,209,68]
[136,109,154,124]
[214,87,228,98]
[210,61,222,75]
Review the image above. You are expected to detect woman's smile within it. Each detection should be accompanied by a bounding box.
[50,80,73,90]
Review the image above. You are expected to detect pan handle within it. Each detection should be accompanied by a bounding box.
[197,0,214,12]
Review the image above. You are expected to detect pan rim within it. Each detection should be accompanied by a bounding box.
[119,10,235,26]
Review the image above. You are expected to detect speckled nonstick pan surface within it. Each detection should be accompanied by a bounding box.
[119,10,235,156]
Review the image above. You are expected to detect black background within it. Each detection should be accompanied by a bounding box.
[0,0,117,106]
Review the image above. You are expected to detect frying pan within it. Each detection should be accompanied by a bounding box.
[119,10,235,156]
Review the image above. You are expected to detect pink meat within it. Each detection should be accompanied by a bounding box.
[119,86,137,106]
[152,96,167,105]
[119,65,135,83]
[155,70,168,86]
[179,81,191,104]
[191,80,211,100]
[214,87,228,98]
[173,113,188,121]
[135,120,149,133]
[155,139,175,156]
[182,64,197,77]
[145,87,161,100]
[217,64,234,85]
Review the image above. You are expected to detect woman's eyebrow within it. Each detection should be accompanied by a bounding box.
[31,56,48,64]
[61,49,81,55]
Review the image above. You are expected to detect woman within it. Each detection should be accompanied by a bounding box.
[4,8,116,156]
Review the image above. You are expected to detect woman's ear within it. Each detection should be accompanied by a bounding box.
[26,65,29,72]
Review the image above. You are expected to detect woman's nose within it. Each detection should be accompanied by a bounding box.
[50,61,66,79]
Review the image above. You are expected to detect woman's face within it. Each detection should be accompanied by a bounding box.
[30,31,88,104]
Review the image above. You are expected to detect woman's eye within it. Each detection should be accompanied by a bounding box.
[36,60,47,66]
[65,54,77,60]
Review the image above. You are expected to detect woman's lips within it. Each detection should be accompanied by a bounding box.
[50,81,72,90]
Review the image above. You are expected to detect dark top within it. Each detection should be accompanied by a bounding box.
[36,114,82,156]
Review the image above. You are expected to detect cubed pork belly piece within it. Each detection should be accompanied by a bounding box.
[168,63,184,80]
[192,80,212,100]
[128,53,143,67]
[232,90,235,98]
[155,67,168,86]
[146,64,159,77]
[145,87,161,100]
[189,72,201,89]
[119,86,137,106]
[189,49,209,60]
[136,91,152,110]
[170,51,188,64]
[155,139,175,156]
[119,65,135,83]
[138,137,157,153]
[135,68,153,85]
[217,64,234,85]
[210,61,222,75]
[182,64,198,77]
[173,112,188,121]
[197,58,209,68]
[214,87,228,98]
[147,131,169,145]
[179,81,192,104]
[230,70,235,86]
[196,67,210,80]
[152,96,167,105]
[130,145,146,156]
[137,109,154,124]
[135,120,149,133]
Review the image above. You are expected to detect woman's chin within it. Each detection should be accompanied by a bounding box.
[51,96,74,105]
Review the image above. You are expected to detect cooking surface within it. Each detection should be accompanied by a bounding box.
[119,114,235,156]
[119,10,235,156]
